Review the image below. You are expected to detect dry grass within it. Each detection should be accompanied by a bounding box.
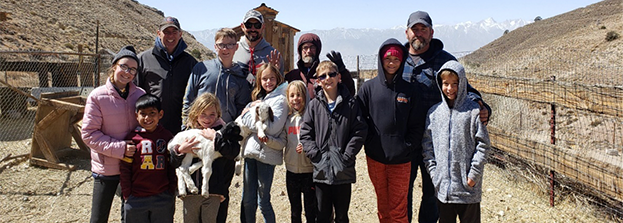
[0,126,621,222]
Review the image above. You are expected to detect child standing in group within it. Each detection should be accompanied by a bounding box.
[239,63,288,223]
[300,61,368,223]
[120,94,175,222]
[183,27,251,223]
[283,80,316,223]
[82,45,146,223]
[357,38,417,223]
[421,60,490,223]
[171,92,241,223]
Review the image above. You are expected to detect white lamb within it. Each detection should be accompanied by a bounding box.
[169,123,242,197]
[234,102,274,175]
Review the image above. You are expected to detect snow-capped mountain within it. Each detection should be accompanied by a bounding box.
[189,18,530,69]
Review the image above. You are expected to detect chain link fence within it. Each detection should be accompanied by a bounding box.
[0,51,112,156]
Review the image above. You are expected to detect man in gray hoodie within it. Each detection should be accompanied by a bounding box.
[421,60,490,223]
[233,9,284,86]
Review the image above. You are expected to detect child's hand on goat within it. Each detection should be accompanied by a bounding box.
[178,136,201,155]
[199,128,216,141]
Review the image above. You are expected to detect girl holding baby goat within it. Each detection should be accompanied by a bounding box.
[238,63,289,223]
[171,92,241,223]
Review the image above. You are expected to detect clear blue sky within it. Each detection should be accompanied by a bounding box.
[139,0,602,31]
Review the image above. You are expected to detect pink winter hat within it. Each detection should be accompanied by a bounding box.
[382,45,403,62]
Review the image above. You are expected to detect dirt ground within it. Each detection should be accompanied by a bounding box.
[0,135,619,223]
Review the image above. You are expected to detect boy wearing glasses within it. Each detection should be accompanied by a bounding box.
[182,27,251,223]
[300,61,368,223]
[233,9,284,86]
[356,39,416,222]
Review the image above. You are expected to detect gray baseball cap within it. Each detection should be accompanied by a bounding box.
[243,10,264,24]
[407,11,432,28]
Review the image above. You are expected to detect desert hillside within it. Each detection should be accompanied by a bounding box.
[0,0,214,59]
[461,0,623,86]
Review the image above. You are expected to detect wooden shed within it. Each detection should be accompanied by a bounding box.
[233,3,300,72]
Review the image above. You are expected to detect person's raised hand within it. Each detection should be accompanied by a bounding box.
[268,50,281,70]
[326,50,346,72]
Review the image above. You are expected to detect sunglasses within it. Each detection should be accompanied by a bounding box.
[244,22,262,29]
[317,72,338,81]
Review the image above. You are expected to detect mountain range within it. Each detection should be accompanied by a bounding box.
[189,18,530,69]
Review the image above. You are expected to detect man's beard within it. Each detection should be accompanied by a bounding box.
[410,38,428,52]
[302,55,314,64]
[245,31,261,42]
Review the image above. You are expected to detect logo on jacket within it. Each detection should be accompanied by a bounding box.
[397,96,409,104]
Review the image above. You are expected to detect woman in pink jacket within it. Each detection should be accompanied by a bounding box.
[81,45,145,223]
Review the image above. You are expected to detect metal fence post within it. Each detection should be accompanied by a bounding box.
[549,75,556,207]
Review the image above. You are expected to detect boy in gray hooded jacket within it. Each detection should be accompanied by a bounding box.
[421,60,490,223]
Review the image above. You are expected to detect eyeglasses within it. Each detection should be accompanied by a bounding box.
[317,72,338,81]
[118,64,138,75]
[216,43,237,50]
[244,22,262,29]
[302,45,317,52]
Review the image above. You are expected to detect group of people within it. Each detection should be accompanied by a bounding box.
[81,8,491,223]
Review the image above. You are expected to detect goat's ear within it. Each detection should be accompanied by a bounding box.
[255,106,260,121]
[214,139,223,152]
[268,107,274,122]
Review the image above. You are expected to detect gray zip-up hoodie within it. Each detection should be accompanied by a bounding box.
[182,59,251,124]
[421,60,490,204]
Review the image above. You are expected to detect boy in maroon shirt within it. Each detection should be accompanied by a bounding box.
[120,94,176,222]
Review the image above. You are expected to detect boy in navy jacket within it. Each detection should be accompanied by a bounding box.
[300,60,368,223]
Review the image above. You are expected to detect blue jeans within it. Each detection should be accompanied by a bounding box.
[241,158,276,223]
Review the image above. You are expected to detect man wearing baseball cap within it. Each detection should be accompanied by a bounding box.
[401,11,491,223]
[233,9,284,87]
[137,16,198,135]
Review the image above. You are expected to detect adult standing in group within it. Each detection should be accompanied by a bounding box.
[284,33,355,98]
[137,16,198,135]
[402,11,491,223]
[233,9,284,86]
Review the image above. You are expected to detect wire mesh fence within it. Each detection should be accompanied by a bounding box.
[466,64,623,215]
[0,51,112,156]
[349,48,623,216]
[1,48,623,217]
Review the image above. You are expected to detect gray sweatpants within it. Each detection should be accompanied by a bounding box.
[182,195,221,223]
